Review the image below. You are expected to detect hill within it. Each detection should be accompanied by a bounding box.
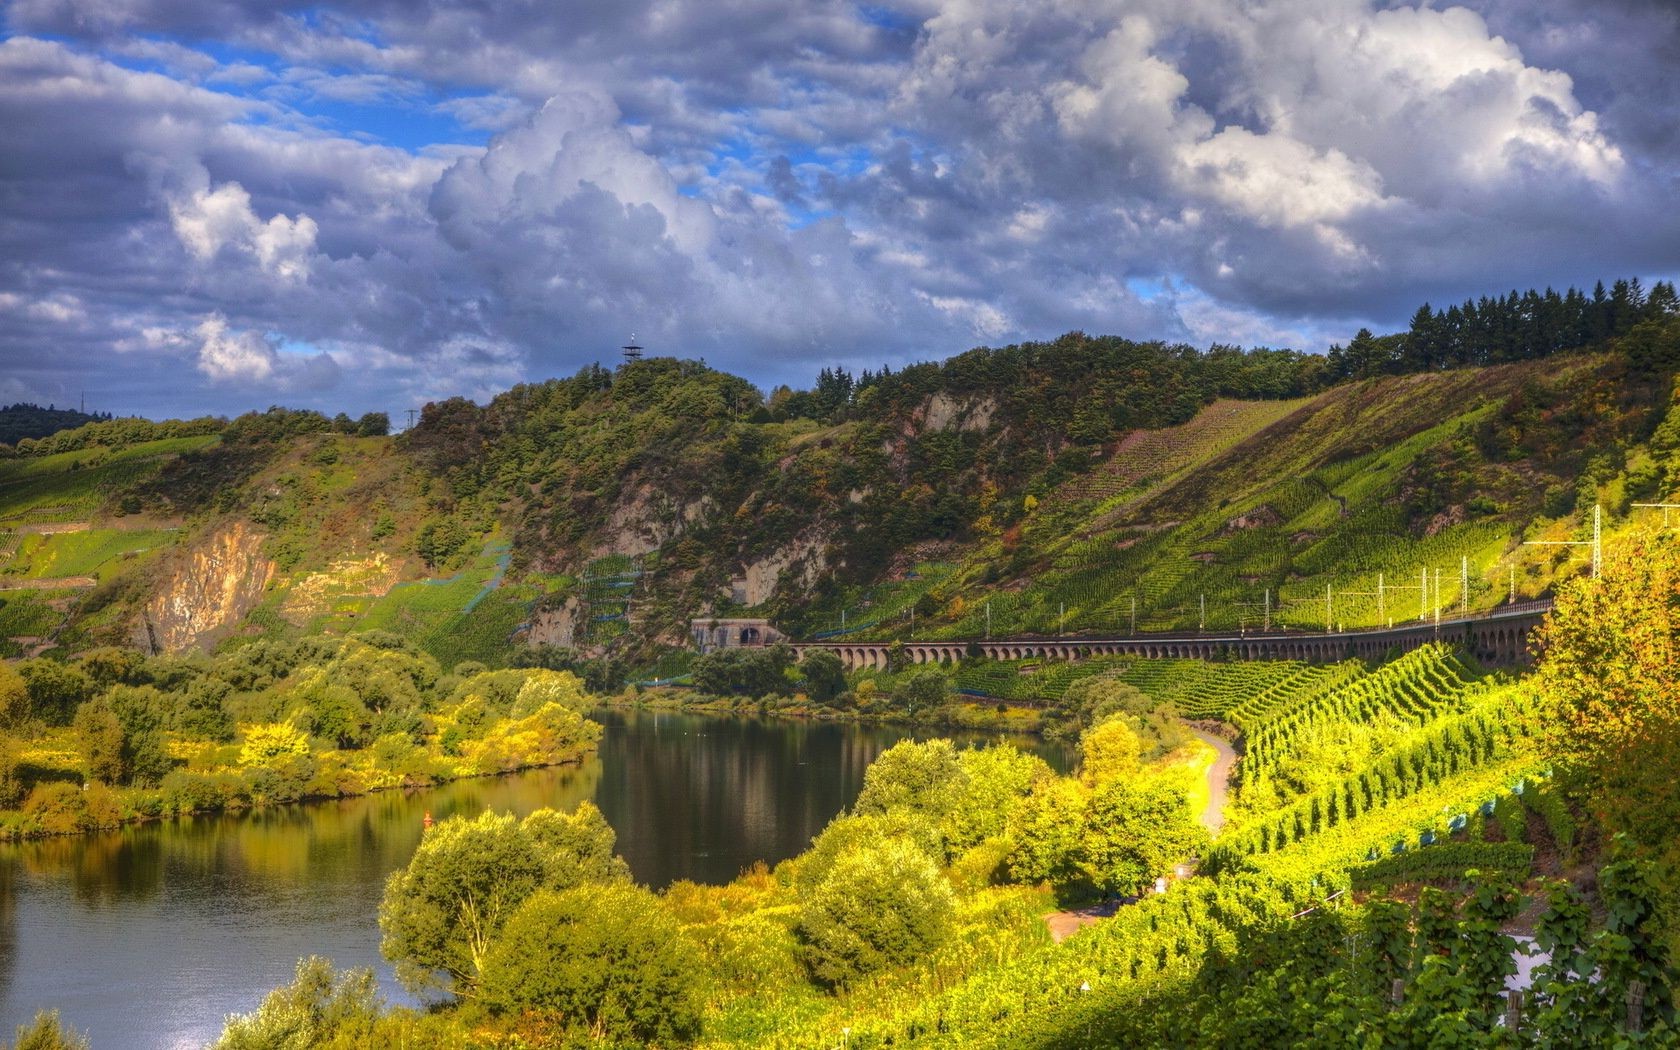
[0,403,116,447]
[0,286,1675,672]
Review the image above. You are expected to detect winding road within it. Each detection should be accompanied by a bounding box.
[1188,726,1237,834]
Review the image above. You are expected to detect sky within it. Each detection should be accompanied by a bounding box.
[1,0,1677,422]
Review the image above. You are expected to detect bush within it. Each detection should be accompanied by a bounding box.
[214,957,381,1050]
[0,734,24,809]
[797,838,955,986]
[478,882,704,1046]
[10,1010,89,1050]
[21,782,122,835]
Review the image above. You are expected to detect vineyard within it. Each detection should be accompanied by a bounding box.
[3,526,179,582]
[815,359,1613,644]
[0,435,217,521]
[283,539,537,665]
[856,641,1550,888]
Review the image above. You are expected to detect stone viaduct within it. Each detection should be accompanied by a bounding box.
[790,601,1551,672]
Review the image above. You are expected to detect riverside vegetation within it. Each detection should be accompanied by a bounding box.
[2,275,1680,1046]
[0,634,601,839]
[172,533,1678,1049]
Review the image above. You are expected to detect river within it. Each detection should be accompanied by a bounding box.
[0,708,1068,1049]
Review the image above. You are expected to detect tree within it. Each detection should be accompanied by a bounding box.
[1050,675,1156,740]
[520,801,630,889]
[1078,716,1144,787]
[213,957,381,1050]
[9,1010,89,1050]
[892,668,949,716]
[354,411,389,437]
[852,738,963,820]
[799,649,847,705]
[1079,776,1208,895]
[797,838,954,986]
[379,810,549,995]
[1006,778,1089,890]
[379,805,632,996]
[690,644,794,698]
[0,663,29,730]
[16,660,94,726]
[72,699,126,784]
[301,683,369,749]
[944,744,1051,853]
[478,883,703,1045]
[1531,531,1680,938]
[106,685,172,786]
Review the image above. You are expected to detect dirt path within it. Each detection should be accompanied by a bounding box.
[0,576,96,590]
[1188,726,1237,834]
[1046,900,1122,943]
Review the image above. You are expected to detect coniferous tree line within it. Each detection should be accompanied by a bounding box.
[0,403,112,446]
[773,276,1680,426]
[1326,277,1680,381]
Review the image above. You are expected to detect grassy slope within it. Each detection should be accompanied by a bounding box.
[820,358,1625,640]
[0,353,1655,669]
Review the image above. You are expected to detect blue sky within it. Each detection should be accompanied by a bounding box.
[1,0,1676,422]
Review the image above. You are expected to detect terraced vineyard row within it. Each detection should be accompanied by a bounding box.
[1237,645,1485,786]
[1214,688,1533,870]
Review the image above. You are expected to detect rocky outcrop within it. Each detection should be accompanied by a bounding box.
[594,488,714,559]
[143,522,274,651]
[920,393,997,433]
[526,596,583,648]
[739,533,828,606]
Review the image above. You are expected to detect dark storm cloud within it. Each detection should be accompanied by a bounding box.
[1,0,1676,418]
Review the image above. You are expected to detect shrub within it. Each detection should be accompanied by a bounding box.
[10,1010,89,1050]
[797,838,955,986]
[478,883,704,1045]
[213,957,381,1050]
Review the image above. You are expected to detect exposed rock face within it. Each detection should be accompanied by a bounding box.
[594,488,714,559]
[920,393,997,433]
[144,522,274,651]
[740,533,827,606]
[526,597,583,648]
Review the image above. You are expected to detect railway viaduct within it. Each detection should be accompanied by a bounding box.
[790,600,1551,672]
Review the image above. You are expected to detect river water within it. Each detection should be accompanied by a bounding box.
[0,708,1067,1049]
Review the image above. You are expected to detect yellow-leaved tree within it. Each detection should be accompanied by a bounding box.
[239,720,311,767]
[1532,530,1680,939]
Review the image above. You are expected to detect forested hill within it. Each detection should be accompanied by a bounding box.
[1,278,1678,676]
[0,403,112,446]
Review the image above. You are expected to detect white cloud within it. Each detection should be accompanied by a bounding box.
[169,181,319,280]
[0,2,1674,419]
[195,313,278,381]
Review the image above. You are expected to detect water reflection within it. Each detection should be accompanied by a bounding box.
[0,859,14,1010]
[0,710,1066,1049]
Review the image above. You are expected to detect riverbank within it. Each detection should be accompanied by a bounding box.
[0,703,601,842]
[610,685,1048,734]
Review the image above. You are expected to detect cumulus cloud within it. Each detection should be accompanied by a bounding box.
[192,314,341,389]
[195,314,279,381]
[0,0,1675,419]
[171,182,319,280]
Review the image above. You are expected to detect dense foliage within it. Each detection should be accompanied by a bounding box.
[0,403,112,449]
[0,636,601,839]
